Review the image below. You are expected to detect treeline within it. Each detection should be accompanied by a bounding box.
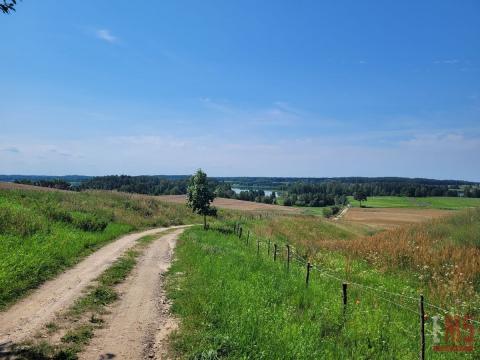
[79,175,191,195]
[221,176,477,189]
[280,181,480,207]
[7,175,480,208]
[14,179,72,190]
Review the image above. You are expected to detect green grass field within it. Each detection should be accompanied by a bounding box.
[0,188,199,309]
[347,196,480,210]
[167,226,478,359]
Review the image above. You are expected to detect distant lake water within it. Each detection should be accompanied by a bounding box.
[232,188,278,196]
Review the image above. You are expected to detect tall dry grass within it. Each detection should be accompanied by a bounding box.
[317,208,480,304]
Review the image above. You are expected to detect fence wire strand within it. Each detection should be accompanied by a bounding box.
[235,224,477,325]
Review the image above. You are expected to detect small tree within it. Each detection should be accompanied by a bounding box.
[353,190,367,207]
[186,169,217,229]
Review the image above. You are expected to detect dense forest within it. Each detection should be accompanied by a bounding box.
[14,179,73,190]
[4,175,480,208]
[280,181,480,207]
[79,175,192,195]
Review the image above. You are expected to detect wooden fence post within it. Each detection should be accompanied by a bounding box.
[306,262,312,287]
[268,240,271,255]
[286,245,290,270]
[257,239,260,255]
[342,283,348,313]
[420,295,425,360]
[274,244,277,261]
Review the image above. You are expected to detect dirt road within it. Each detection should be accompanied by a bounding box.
[0,226,188,346]
[80,228,183,360]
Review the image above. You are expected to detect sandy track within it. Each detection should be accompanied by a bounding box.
[80,228,183,360]
[0,226,188,346]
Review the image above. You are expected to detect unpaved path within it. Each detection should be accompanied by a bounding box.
[0,225,188,345]
[333,205,350,221]
[80,228,183,360]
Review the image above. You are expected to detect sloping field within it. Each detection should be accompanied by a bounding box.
[341,207,453,229]
[347,195,480,209]
[158,194,301,213]
[0,181,70,192]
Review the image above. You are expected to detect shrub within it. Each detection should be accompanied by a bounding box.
[0,204,45,237]
[71,213,108,232]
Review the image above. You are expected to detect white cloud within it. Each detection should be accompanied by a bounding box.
[434,59,460,64]
[1,146,20,153]
[95,29,118,43]
[1,131,479,180]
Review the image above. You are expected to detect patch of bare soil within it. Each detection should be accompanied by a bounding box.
[158,195,301,213]
[0,226,188,346]
[79,229,183,360]
[342,207,453,229]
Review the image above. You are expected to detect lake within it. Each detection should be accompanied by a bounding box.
[232,188,279,196]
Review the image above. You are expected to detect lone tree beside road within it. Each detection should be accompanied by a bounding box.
[187,169,217,229]
[353,190,368,207]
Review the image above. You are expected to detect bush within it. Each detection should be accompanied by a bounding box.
[322,207,333,218]
[0,204,45,237]
[322,206,340,218]
[71,213,108,232]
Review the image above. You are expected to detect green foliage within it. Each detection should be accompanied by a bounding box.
[322,206,340,218]
[353,190,367,207]
[167,227,474,359]
[0,188,199,309]
[1,0,18,14]
[187,169,217,229]
[347,196,480,209]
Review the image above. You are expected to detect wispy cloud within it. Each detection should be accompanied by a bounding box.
[1,147,20,154]
[95,29,118,44]
[434,59,460,64]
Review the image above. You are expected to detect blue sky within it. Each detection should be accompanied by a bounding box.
[1,1,479,180]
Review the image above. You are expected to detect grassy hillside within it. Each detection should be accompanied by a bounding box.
[167,226,479,359]
[246,209,480,305]
[318,208,480,304]
[347,196,480,209]
[0,187,200,309]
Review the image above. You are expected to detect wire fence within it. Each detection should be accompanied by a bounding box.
[220,221,479,358]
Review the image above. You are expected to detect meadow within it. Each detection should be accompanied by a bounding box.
[167,225,479,359]
[0,187,199,309]
[347,196,480,210]
[244,210,480,306]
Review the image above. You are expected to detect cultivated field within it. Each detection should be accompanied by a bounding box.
[158,194,301,213]
[341,207,453,229]
[347,195,480,210]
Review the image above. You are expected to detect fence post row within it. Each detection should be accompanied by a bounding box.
[420,295,425,360]
[286,245,290,270]
[228,226,432,360]
[306,262,312,287]
[342,283,348,313]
